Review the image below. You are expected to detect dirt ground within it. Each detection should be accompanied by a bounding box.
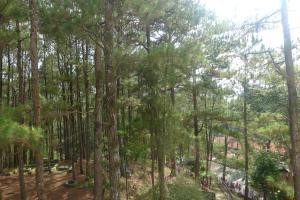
[0,170,92,200]
[0,161,173,200]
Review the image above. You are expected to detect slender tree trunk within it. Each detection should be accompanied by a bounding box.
[104,0,120,199]
[83,41,91,176]
[0,46,2,107]
[42,38,52,174]
[156,90,168,200]
[126,88,132,200]
[145,22,155,188]
[157,128,167,200]
[222,136,228,181]
[58,119,63,160]
[117,78,125,177]
[69,59,76,181]
[281,1,300,199]
[179,144,183,165]
[7,47,11,106]
[150,130,155,187]
[62,83,70,160]
[75,41,84,175]
[205,122,209,178]
[94,43,104,200]
[204,93,209,179]
[9,145,14,168]
[0,14,3,106]
[243,80,249,200]
[18,146,26,200]
[208,123,213,187]
[0,151,3,174]
[30,0,44,199]
[192,70,200,179]
[16,20,27,200]
[170,87,176,177]
[58,51,70,160]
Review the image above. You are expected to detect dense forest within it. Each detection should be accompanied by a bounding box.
[0,0,299,199]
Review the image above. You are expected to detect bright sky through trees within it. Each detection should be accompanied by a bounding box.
[203,0,300,48]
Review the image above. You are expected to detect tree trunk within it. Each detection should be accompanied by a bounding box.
[94,43,104,200]
[42,38,52,174]
[16,20,27,200]
[30,0,44,199]
[243,80,249,200]
[75,41,84,175]
[18,146,26,200]
[145,22,155,188]
[0,14,3,106]
[205,122,209,178]
[192,70,200,179]
[170,87,176,177]
[117,78,125,177]
[150,130,155,188]
[281,1,300,199]
[69,59,76,181]
[7,47,11,106]
[58,52,70,160]
[156,128,167,200]
[104,0,120,198]
[204,94,208,179]
[222,136,228,181]
[83,41,91,176]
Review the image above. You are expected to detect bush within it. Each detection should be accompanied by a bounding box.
[252,150,282,199]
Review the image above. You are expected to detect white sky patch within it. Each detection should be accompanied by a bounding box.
[201,0,300,96]
[202,0,300,48]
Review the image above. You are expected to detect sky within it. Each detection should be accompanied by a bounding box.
[202,0,300,48]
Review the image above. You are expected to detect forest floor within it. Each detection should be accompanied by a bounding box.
[0,160,242,200]
[0,169,92,200]
[0,160,167,200]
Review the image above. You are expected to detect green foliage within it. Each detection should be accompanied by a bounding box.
[138,175,216,200]
[0,108,43,150]
[252,150,282,199]
[250,112,289,149]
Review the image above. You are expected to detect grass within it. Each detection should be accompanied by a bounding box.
[137,175,216,200]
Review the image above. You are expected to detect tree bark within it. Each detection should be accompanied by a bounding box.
[192,70,200,179]
[57,51,71,160]
[7,47,11,106]
[16,19,27,200]
[0,13,3,106]
[0,46,2,107]
[18,146,26,200]
[222,136,228,181]
[145,22,156,188]
[104,0,120,199]
[281,1,300,199]
[156,110,167,200]
[243,79,249,200]
[30,0,44,198]
[170,87,176,177]
[75,41,84,175]
[157,129,167,200]
[94,43,104,200]
[83,41,91,176]
[69,56,76,181]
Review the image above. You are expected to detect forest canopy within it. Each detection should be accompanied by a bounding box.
[0,0,299,200]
